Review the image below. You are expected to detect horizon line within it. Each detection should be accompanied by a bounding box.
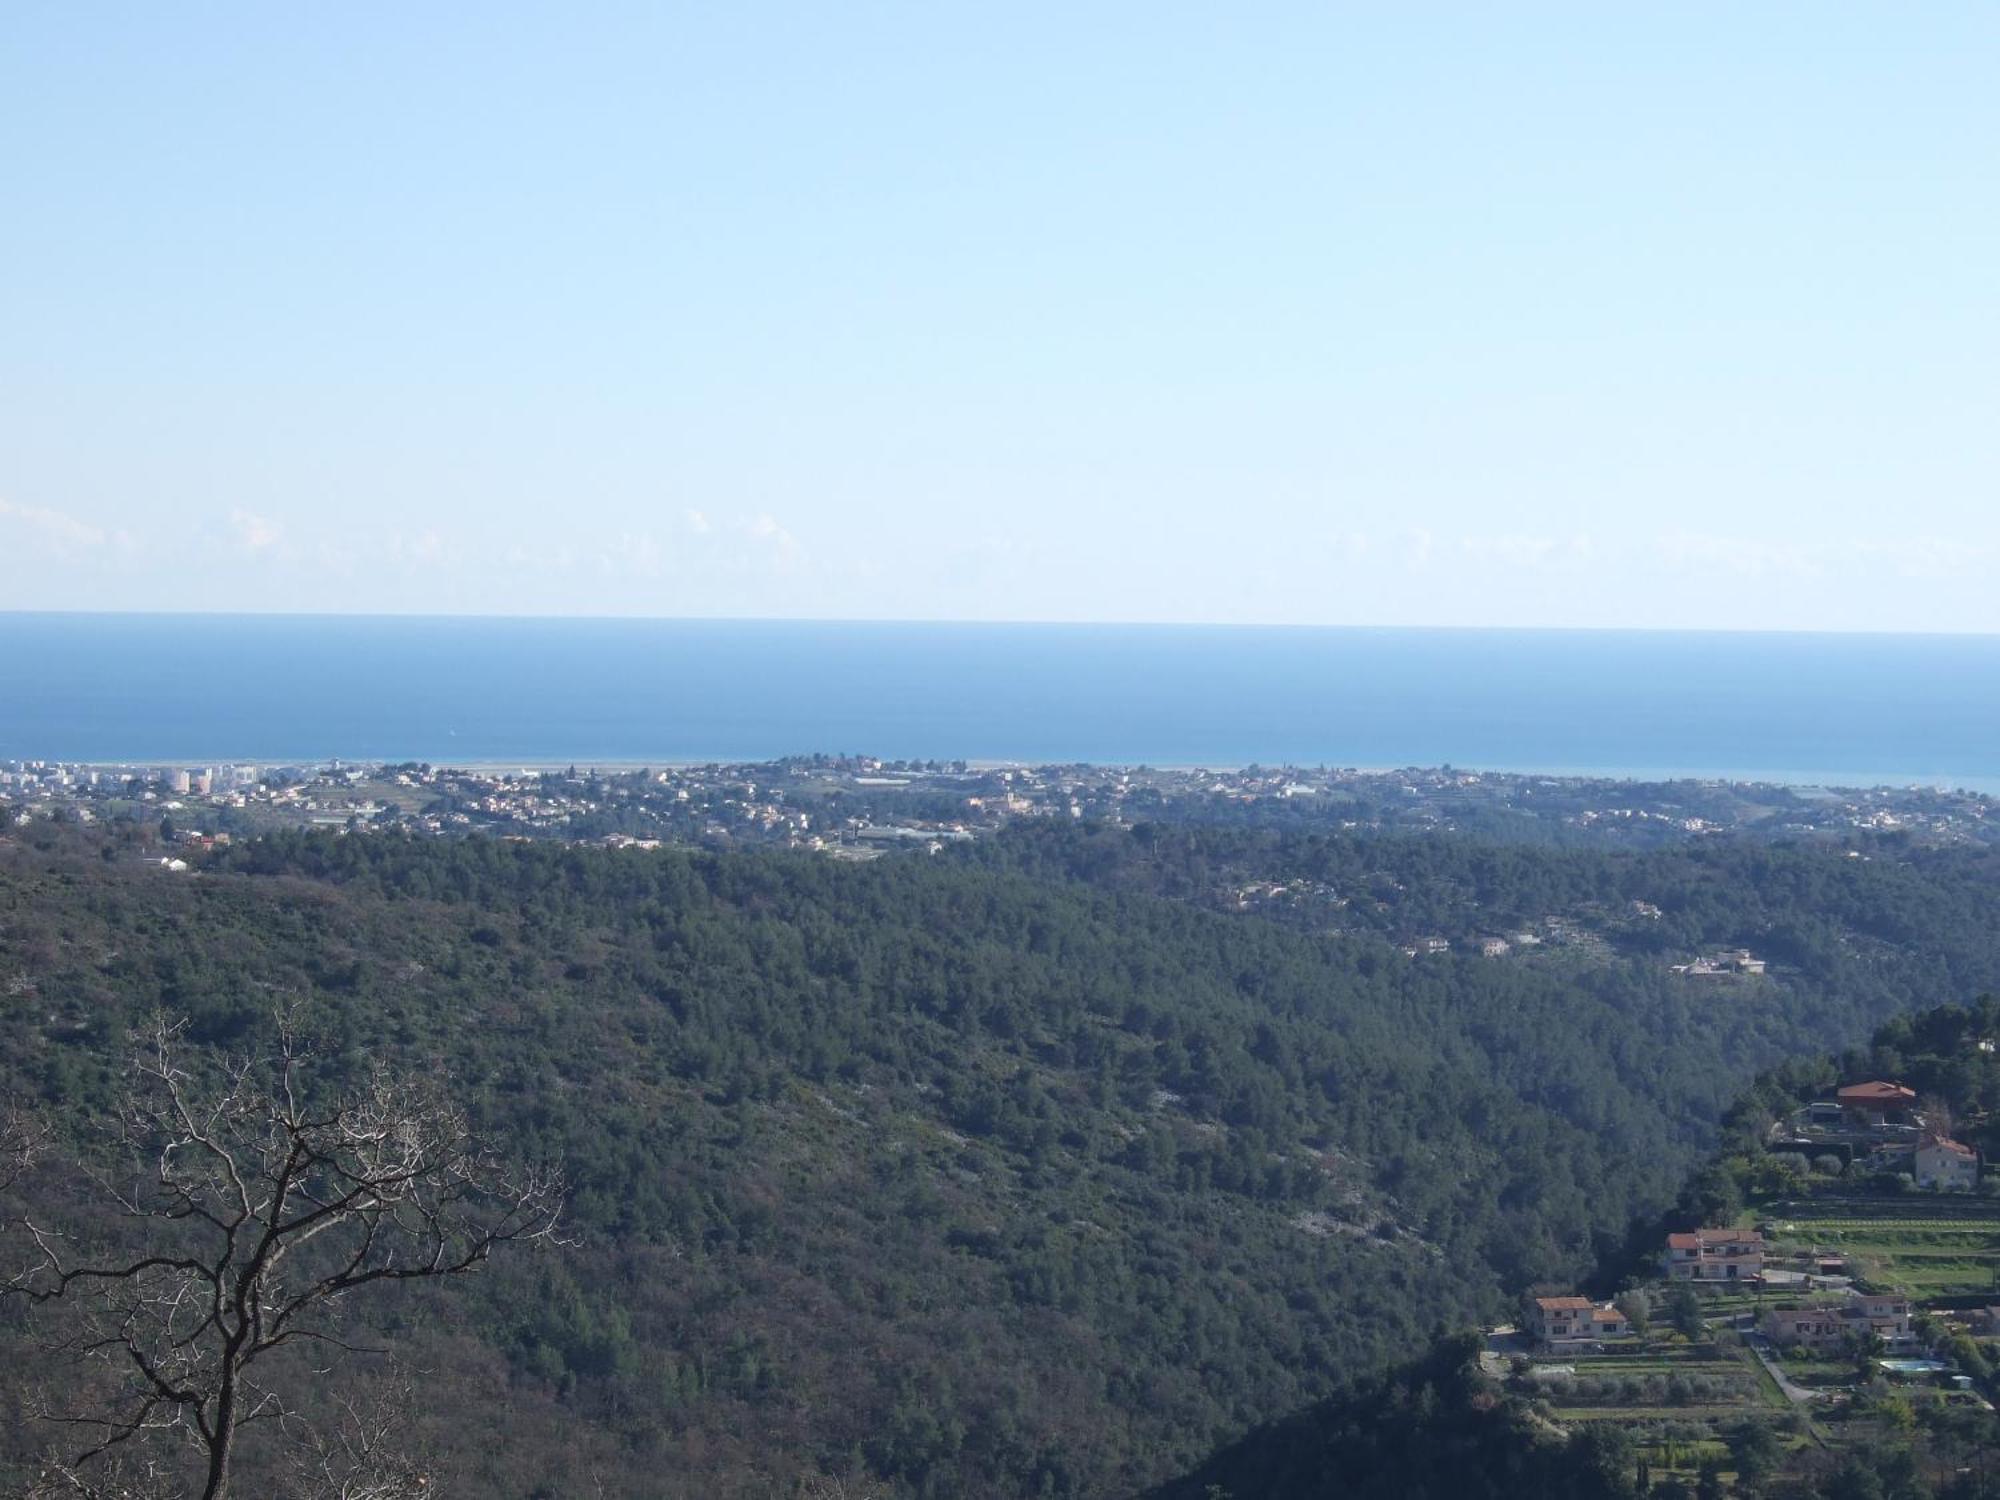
[4,608,1999,642]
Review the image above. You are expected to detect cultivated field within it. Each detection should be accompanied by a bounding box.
[1767,1196,2000,1298]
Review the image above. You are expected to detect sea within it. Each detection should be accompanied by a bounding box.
[3,613,1998,793]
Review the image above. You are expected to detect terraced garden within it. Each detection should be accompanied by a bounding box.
[1554,1406,1767,1423]
[1496,1187,2000,1491]
[1503,1328,1794,1491]
[1766,1199,2000,1298]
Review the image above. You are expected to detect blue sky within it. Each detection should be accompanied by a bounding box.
[3,4,1996,629]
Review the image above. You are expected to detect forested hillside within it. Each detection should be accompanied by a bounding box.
[978,821,2000,994]
[1143,1334,1640,1500]
[0,823,1995,1495]
[1156,997,2000,1500]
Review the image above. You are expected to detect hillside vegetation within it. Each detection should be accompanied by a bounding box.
[1154,998,2000,1500]
[0,823,1995,1495]
[1144,1334,1641,1500]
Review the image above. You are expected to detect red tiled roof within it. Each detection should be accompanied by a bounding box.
[1837,1081,1916,1104]
[1922,1137,1977,1158]
[1667,1233,1699,1249]
[1535,1296,1593,1310]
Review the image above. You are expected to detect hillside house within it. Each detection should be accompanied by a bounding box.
[1764,1291,1915,1352]
[1664,1227,1765,1282]
[1762,1291,1916,1353]
[1671,949,1767,977]
[1915,1136,1979,1191]
[1527,1296,1630,1353]
[1837,1081,1919,1131]
[1849,1291,1916,1346]
[1763,1307,1850,1353]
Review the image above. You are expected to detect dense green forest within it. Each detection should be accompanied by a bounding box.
[976,821,2000,982]
[1145,1334,1645,1500]
[1154,998,2000,1500]
[0,821,1997,1495]
[1145,1332,1983,1500]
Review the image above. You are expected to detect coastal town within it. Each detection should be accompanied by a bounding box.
[6,758,1992,1003]
[3,755,1994,858]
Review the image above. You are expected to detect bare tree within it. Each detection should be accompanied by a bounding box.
[0,1097,46,1191]
[794,1478,889,1500]
[1919,1093,1956,1143]
[25,1450,182,1500]
[273,1363,441,1500]
[26,1370,439,1500]
[3,1014,565,1500]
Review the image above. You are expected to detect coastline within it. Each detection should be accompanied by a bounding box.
[23,754,2000,799]
[7,616,2000,796]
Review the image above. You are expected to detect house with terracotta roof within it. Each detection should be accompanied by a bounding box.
[1526,1295,1630,1352]
[1915,1136,1979,1191]
[1848,1291,1916,1346]
[1762,1306,1850,1353]
[1763,1291,1915,1353]
[1663,1227,1765,1282]
[1837,1081,1918,1131]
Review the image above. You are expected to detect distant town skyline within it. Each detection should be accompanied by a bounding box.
[4,5,1997,633]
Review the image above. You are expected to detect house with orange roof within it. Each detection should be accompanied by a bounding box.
[1762,1306,1849,1353]
[1848,1291,1916,1345]
[1663,1227,1764,1282]
[1526,1295,1630,1352]
[1837,1081,1918,1131]
[1763,1291,1915,1353]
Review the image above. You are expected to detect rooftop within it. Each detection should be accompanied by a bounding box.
[1668,1227,1763,1248]
[1922,1136,1978,1157]
[1837,1081,1918,1104]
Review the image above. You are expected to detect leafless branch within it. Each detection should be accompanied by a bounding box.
[0,1095,49,1194]
[3,1011,566,1500]
[276,1363,443,1500]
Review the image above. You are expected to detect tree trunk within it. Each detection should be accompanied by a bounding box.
[201,1372,236,1500]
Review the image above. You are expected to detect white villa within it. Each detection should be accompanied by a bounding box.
[1915,1136,1979,1191]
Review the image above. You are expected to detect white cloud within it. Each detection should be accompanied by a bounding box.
[0,497,132,552]
[1454,532,1597,570]
[1654,530,1821,578]
[314,540,360,576]
[1648,530,1994,586]
[1851,534,1990,580]
[503,540,578,572]
[744,513,802,565]
[229,508,282,553]
[1459,533,1558,567]
[388,529,455,568]
[598,532,664,576]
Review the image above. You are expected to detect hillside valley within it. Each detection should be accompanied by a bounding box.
[0,822,1995,1495]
